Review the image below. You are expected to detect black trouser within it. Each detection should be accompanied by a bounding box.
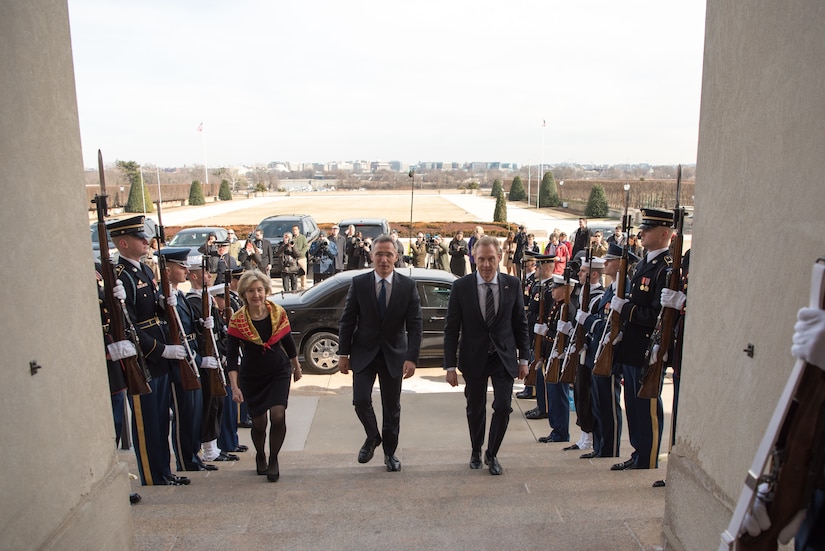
[352,352,403,456]
[463,353,514,457]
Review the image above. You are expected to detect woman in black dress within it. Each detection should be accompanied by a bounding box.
[226,271,302,482]
[448,230,469,276]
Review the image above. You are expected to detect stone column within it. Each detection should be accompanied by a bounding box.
[0,1,134,548]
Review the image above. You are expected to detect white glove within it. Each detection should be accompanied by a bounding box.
[567,344,577,358]
[165,288,178,308]
[161,345,186,360]
[549,348,560,361]
[556,320,573,336]
[533,323,548,336]
[610,296,628,313]
[112,280,127,301]
[791,307,825,368]
[201,316,214,330]
[648,344,668,365]
[661,288,687,310]
[575,309,589,326]
[740,483,772,537]
[107,340,137,362]
[200,356,219,370]
[602,331,623,346]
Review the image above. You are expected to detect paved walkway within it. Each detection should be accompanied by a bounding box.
[126,371,674,550]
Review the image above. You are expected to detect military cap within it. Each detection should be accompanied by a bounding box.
[551,273,578,288]
[639,208,674,230]
[524,250,556,263]
[215,240,230,247]
[157,247,190,266]
[581,257,606,270]
[207,284,226,297]
[231,266,245,278]
[603,243,641,264]
[107,216,151,239]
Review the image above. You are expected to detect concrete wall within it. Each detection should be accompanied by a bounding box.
[0,1,134,549]
[663,1,825,549]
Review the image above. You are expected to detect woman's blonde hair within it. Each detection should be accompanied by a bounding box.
[237,270,272,305]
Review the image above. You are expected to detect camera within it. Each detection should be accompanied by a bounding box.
[425,234,439,254]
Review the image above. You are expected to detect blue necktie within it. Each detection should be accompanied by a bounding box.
[378,279,387,318]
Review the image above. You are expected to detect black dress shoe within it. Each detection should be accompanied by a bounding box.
[162,474,190,486]
[201,463,218,471]
[610,458,636,471]
[580,451,600,459]
[256,452,267,475]
[516,388,535,399]
[358,436,382,464]
[484,452,503,475]
[384,454,401,472]
[525,408,549,420]
[653,479,666,488]
[469,452,482,470]
[129,492,142,504]
[266,456,280,482]
[214,452,240,462]
[562,443,581,451]
[238,417,253,428]
[232,445,249,453]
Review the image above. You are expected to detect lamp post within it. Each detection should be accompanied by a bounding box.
[559,180,564,207]
[408,168,415,242]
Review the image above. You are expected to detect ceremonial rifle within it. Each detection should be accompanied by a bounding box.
[526,266,545,386]
[560,248,593,384]
[223,268,233,325]
[155,202,201,390]
[719,257,825,551]
[593,184,631,377]
[639,166,685,399]
[201,256,227,397]
[546,267,571,383]
[93,150,151,395]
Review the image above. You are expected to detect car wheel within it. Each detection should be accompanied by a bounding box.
[302,331,339,374]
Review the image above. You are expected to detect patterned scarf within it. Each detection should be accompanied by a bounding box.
[228,301,291,351]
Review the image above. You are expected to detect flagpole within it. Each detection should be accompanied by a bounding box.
[139,167,147,216]
[156,166,162,203]
[540,119,545,209]
[200,122,209,192]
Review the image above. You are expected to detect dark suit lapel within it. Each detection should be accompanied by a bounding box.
[491,273,507,326]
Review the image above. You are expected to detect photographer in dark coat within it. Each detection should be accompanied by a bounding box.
[309,231,338,284]
[277,232,300,292]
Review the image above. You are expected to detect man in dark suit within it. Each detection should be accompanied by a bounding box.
[338,235,423,472]
[252,229,274,277]
[444,235,531,475]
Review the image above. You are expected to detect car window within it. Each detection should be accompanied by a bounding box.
[338,223,389,240]
[418,282,451,309]
[259,220,296,239]
[169,231,213,247]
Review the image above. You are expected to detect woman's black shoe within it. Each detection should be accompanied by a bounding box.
[266,456,280,482]
[256,452,267,475]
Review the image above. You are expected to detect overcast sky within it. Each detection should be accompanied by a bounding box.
[68,0,706,169]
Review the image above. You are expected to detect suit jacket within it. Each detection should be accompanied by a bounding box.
[443,272,530,379]
[338,271,423,378]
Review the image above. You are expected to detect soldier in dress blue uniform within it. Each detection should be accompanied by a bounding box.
[608,209,674,470]
[516,257,539,400]
[524,256,554,417]
[109,216,190,486]
[578,244,640,459]
[213,240,239,285]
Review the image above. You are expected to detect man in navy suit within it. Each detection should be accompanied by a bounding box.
[444,235,531,475]
[338,235,423,472]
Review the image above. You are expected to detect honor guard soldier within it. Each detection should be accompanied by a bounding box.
[609,209,674,470]
[565,257,606,453]
[213,240,238,285]
[109,216,190,486]
[524,254,554,416]
[516,256,539,399]
[579,244,639,459]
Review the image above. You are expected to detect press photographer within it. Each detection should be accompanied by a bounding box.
[410,232,428,268]
[345,232,370,270]
[277,232,300,292]
[308,231,338,283]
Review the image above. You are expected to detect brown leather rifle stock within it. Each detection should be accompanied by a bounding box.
[546,273,570,383]
[94,150,151,395]
[639,166,684,399]
[223,268,233,325]
[560,249,593,384]
[202,256,227,397]
[593,186,631,377]
[155,202,201,391]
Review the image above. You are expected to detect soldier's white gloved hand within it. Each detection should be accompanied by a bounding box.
[200,356,219,370]
[649,344,659,365]
[549,348,560,361]
[791,307,825,368]
[575,309,589,326]
[201,316,214,330]
[567,344,577,358]
[533,323,548,336]
[740,483,772,537]
[107,340,137,362]
[161,345,186,360]
[112,280,127,301]
[165,288,178,308]
[612,331,623,346]
[557,320,573,336]
[661,288,686,310]
[610,296,628,313]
